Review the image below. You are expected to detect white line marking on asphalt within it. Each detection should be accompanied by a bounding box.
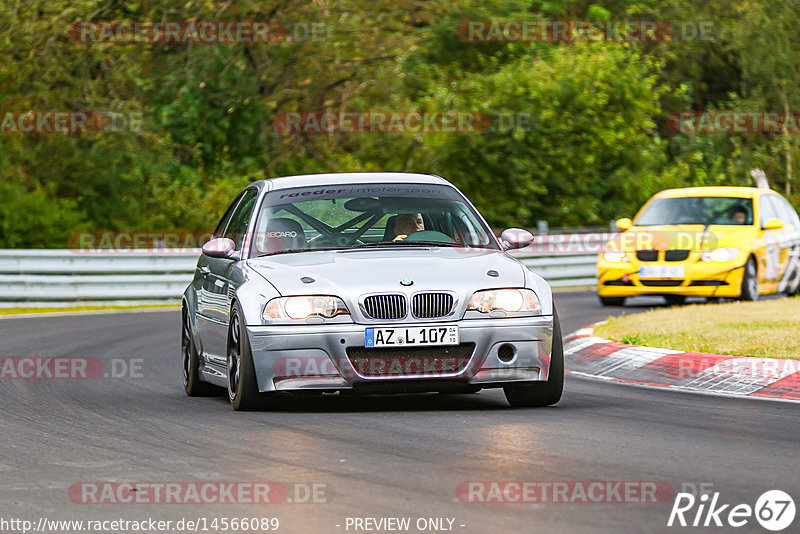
[567,370,800,404]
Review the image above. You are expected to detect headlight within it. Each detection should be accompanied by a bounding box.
[263,296,350,321]
[700,247,740,263]
[467,288,541,314]
[603,250,629,263]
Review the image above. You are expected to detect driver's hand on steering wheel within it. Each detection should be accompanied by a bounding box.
[393,214,424,240]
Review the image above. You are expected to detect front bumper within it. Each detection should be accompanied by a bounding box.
[246,315,554,393]
[597,257,745,298]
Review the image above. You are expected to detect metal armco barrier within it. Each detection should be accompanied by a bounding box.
[0,250,200,302]
[517,254,599,287]
[0,233,607,303]
[513,231,612,287]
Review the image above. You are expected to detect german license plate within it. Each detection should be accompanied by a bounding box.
[365,326,459,347]
[638,266,685,278]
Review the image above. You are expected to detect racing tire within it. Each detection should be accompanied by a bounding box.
[503,309,564,408]
[227,303,266,411]
[664,295,686,306]
[739,257,759,302]
[599,296,625,307]
[182,307,218,397]
[783,267,800,296]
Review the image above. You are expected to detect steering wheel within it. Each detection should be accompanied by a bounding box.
[403,230,455,244]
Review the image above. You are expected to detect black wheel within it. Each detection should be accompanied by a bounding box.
[182,307,218,397]
[783,264,800,296]
[504,309,564,407]
[791,278,800,297]
[599,296,625,306]
[227,303,265,411]
[739,257,759,301]
[664,295,686,306]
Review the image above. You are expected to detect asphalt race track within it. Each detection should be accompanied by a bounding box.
[1,291,798,533]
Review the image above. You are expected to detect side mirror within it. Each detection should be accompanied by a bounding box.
[615,218,633,232]
[763,218,784,231]
[500,228,534,251]
[202,237,237,259]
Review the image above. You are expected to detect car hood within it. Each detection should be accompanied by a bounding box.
[247,247,525,298]
[609,224,754,251]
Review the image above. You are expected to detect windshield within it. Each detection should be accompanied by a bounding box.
[635,196,754,226]
[249,183,499,256]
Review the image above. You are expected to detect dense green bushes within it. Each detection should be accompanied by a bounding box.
[1,0,797,247]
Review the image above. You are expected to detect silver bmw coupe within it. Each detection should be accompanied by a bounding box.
[182,173,562,410]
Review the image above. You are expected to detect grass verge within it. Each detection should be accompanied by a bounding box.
[594,297,800,359]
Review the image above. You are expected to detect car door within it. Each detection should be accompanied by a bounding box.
[194,192,241,348]
[197,188,259,367]
[773,195,800,294]
[756,195,783,294]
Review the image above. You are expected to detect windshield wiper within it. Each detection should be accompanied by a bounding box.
[256,247,346,257]
[399,240,498,249]
[346,241,463,249]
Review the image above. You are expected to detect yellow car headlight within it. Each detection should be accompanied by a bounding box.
[467,288,541,314]
[603,250,629,263]
[263,296,350,321]
[700,247,740,263]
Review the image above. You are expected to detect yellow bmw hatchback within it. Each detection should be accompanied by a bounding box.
[597,186,800,306]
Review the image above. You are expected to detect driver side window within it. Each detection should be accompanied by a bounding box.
[213,192,244,238]
[221,189,259,250]
[760,196,781,227]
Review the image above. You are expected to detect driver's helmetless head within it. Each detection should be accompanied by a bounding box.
[394,213,425,236]
[729,205,747,224]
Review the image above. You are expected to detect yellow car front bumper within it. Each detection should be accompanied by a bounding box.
[597,256,746,298]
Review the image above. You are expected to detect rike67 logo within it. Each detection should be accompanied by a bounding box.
[668,487,795,531]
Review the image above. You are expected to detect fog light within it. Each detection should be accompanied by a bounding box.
[498,344,516,363]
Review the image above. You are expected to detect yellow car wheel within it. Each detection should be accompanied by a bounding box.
[739,257,759,301]
[599,296,625,307]
[664,295,686,306]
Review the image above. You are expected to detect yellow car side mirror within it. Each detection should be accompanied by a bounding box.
[763,217,784,231]
[615,218,633,232]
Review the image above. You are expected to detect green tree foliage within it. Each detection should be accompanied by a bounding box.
[0,0,797,247]
[422,43,675,227]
